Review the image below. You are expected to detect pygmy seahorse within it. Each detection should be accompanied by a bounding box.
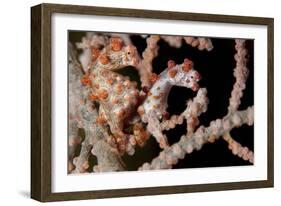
[138,58,201,148]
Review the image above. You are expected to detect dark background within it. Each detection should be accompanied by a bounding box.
[69,32,254,171]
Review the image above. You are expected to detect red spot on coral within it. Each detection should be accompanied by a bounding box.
[190,116,199,127]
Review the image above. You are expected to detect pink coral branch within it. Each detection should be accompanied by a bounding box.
[139,39,253,170]
[228,39,249,112]
[139,106,253,170]
[223,132,254,163]
[136,35,160,88]
[161,35,213,51]
[68,43,87,171]
[160,88,208,135]
[183,36,213,51]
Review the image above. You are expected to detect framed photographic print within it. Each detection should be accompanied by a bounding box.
[31,3,274,202]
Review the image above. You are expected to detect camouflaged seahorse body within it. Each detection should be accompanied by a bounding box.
[137,59,201,148]
[91,67,139,135]
[88,37,140,152]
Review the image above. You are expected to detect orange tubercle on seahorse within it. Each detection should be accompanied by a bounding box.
[114,83,123,94]
[110,37,123,52]
[96,115,107,125]
[98,89,109,100]
[106,78,114,85]
[80,74,91,86]
[99,53,110,65]
[89,93,99,101]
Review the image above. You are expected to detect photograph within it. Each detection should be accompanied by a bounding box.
[68,31,254,174]
[31,3,273,201]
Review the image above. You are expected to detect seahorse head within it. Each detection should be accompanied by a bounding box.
[96,37,139,70]
[166,58,201,91]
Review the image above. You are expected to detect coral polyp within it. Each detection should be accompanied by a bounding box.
[68,32,254,173]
